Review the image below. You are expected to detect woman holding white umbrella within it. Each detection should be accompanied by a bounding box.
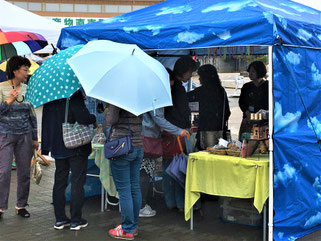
[105,105,143,240]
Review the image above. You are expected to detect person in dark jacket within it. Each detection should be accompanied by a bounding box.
[188,64,231,149]
[163,57,198,211]
[41,90,97,231]
[238,61,268,140]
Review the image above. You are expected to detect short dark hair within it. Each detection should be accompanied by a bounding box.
[173,56,199,78]
[247,61,267,79]
[6,56,31,79]
[197,64,222,87]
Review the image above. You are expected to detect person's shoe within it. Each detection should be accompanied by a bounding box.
[139,204,156,217]
[54,219,71,230]
[114,224,138,236]
[16,208,30,218]
[70,219,88,231]
[109,226,134,240]
[178,208,184,213]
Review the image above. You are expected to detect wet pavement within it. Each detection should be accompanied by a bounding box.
[1,161,265,241]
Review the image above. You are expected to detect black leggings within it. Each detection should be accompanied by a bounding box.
[140,169,152,207]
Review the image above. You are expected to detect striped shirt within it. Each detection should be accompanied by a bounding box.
[0,81,38,140]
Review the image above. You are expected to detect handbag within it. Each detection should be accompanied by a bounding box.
[142,136,163,158]
[104,122,133,159]
[32,150,42,185]
[161,132,185,158]
[62,98,93,149]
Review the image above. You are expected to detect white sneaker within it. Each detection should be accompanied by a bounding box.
[139,204,156,217]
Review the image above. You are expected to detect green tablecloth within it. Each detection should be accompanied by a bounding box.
[89,144,118,198]
[185,152,269,221]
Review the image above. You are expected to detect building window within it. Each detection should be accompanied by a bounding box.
[12,1,28,10]
[119,5,132,13]
[75,4,88,13]
[61,4,73,12]
[133,5,147,11]
[88,4,101,13]
[105,4,119,13]
[46,3,59,12]
[28,2,41,11]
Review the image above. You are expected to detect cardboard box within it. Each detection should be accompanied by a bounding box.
[220,197,263,227]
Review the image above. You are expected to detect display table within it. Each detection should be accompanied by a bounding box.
[185,151,269,223]
[89,144,118,199]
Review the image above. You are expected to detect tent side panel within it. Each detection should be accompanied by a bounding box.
[273,46,321,240]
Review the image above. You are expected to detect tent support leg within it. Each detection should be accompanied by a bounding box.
[190,206,193,230]
[268,46,274,241]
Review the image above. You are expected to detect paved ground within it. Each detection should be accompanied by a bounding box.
[1,161,265,241]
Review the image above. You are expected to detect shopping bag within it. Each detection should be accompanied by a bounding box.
[32,150,42,185]
[165,154,185,188]
[165,137,187,188]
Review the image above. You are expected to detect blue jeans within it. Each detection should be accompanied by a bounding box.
[110,147,143,234]
[162,158,184,209]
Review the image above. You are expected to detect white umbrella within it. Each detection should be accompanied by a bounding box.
[67,40,172,116]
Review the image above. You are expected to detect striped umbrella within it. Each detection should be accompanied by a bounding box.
[0,29,48,60]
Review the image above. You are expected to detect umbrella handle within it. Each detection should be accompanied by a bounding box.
[177,136,184,155]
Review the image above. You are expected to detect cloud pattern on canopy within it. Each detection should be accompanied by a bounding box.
[102,16,130,24]
[298,29,313,41]
[213,30,232,40]
[176,31,204,44]
[285,51,301,65]
[202,0,257,13]
[311,63,321,86]
[274,102,301,133]
[156,5,192,15]
[307,117,321,139]
[274,163,298,188]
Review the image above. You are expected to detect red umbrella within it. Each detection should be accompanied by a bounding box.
[0,29,48,60]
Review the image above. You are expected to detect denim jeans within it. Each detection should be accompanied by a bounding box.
[110,147,143,234]
[53,153,88,222]
[162,158,184,209]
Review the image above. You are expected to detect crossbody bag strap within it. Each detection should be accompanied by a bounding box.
[222,90,226,131]
[64,98,70,124]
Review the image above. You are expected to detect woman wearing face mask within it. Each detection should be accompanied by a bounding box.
[0,56,39,219]
[238,61,268,140]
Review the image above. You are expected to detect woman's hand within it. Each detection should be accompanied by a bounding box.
[32,141,39,150]
[179,129,190,138]
[6,89,18,105]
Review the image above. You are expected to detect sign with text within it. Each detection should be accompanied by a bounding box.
[48,17,106,26]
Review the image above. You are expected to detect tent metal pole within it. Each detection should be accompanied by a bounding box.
[268,46,274,241]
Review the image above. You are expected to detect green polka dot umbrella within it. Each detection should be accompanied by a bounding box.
[25,45,84,108]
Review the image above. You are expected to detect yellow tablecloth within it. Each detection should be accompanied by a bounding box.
[185,152,269,221]
[89,144,118,198]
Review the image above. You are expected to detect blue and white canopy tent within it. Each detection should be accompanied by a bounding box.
[58,0,321,240]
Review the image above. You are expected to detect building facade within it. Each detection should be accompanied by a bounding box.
[7,0,164,26]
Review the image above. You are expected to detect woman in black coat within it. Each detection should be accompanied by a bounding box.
[42,90,97,231]
[188,64,231,149]
[238,61,268,140]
